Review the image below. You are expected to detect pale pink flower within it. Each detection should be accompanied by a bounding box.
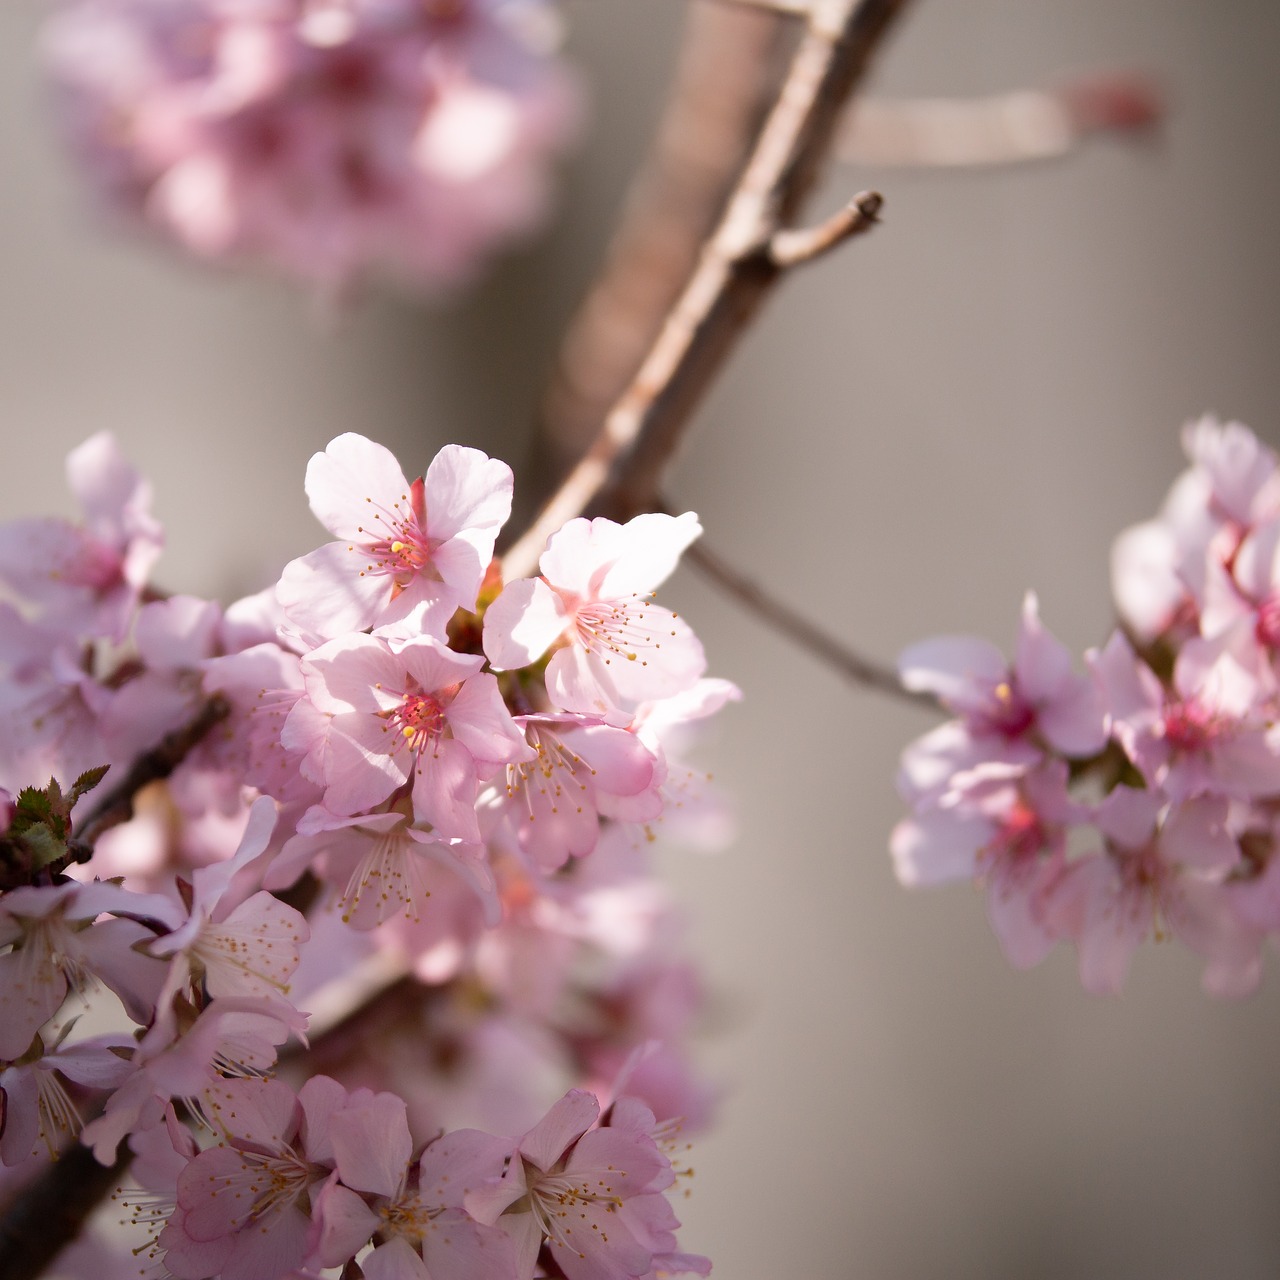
[0,432,162,641]
[489,713,661,872]
[158,1076,346,1280]
[1093,628,1280,803]
[899,592,1106,781]
[0,880,170,1061]
[319,1089,516,1280]
[44,0,578,294]
[484,513,705,719]
[82,995,307,1163]
[892,761,1079,968]
[285,631,530,840]
[467,1088,675,1280]
[0,1032,135,1165]
[287,802,498,928]
[1048,785,1250,994]
[149,797,310,1003]
[278,434,513,638]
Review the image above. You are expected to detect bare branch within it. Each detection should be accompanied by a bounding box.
[534,4,792,482]
[839,72,1162,169]
[503,0,911,578]
[767,189,882,268]
[684,537,936,709]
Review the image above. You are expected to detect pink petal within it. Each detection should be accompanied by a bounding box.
[305,434,411,542]
[519,1089,598,1173]
[423,444,513,544]
[483,577,567,669]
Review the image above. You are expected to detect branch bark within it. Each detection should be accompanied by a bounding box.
[534,3,791,479]
[0,1144,130,1280]
[504,0,911,578]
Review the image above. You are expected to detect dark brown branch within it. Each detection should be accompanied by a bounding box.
[75,695,231,846]
[0,1144,131,1280]
[685,537,936,709]
[504,0,911,577]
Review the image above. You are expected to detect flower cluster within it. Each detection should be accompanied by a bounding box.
[42,0,577,295]
[0,431,725,1278]
[892,417,1280,996]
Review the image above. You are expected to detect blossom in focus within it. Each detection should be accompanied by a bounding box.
[43,0,578,295]
[278,433,513,638]
[484,513,706,719]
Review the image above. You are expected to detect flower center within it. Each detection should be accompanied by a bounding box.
[1161,699,1220,752]
[392,691,446,752]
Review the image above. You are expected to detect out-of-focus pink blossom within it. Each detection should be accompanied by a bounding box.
[43,0,578,295]
[0,432,162,641]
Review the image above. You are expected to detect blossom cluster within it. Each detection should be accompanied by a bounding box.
[42,0,577,295]
[892,417,1280,996]
[0,430,726,1279]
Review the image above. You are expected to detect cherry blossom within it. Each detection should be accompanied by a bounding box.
[286,631,530,839]
[279,434,514,637]
[484,512,705,719]
[466,1087,681,1280]
[43,0,579,294]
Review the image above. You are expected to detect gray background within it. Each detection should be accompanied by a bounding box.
[4,2,1280,1278]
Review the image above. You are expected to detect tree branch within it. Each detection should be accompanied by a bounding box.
[838,72,1162,168]
[0,1144,131,1280]
[684,536,935,708]
[533,3,792,482]
[767,188,882,268]
[503,0,911,578]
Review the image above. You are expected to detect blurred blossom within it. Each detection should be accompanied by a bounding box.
[42,0,579,296]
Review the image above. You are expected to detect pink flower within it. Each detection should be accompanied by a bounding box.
[899,592,1106,775]
[44,0,579,294]
[1048,786,1250,994]
[892,761,1080,968]
[489,713,661,872]
[149,797,310,1003]
[158,1076,346,1280]
[0,1032,135,1165]
[0,880,170,1061]
[0,432,162,641]
[1092,628,1280,803]
[285,631,530,840]
[467,1088,678,1280]
[278,434,513,638]
[484,513,705,719]
[319,1089,517,1280]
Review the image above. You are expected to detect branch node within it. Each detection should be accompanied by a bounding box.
[766,190,883,268]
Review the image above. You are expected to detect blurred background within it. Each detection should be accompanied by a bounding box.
[4,2,1280,1277]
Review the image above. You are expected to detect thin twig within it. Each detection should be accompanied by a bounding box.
[768,189,882,268]
[75,695,231,846]
[503,0,911,578]
[685,537,937,709]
